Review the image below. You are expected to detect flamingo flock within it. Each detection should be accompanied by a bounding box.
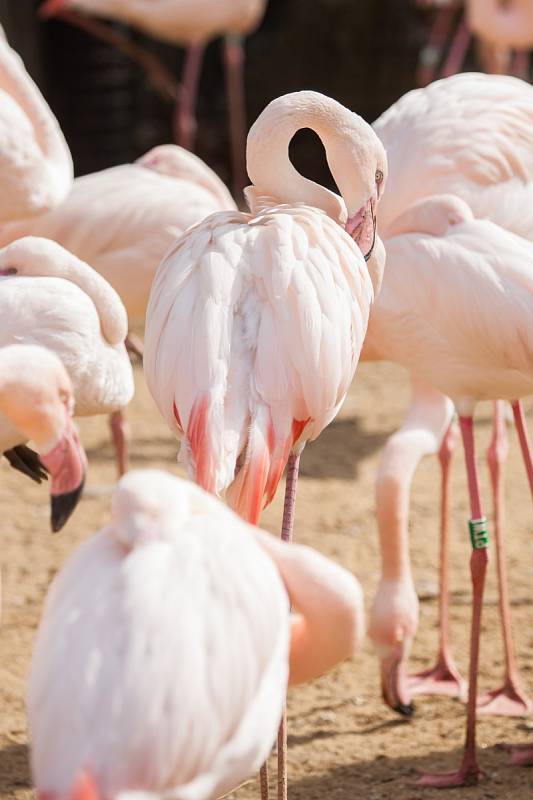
[1,3,533,799]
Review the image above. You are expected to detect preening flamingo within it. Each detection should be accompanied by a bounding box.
[365,193,533,787]
[39,0,268,193]
[0,344,86,531]
[27,469,364,800]
[144,90,386,797]
[0,24,72,221]
[0,237,134,476]
[0,145,236,332]
[369,72,533,726]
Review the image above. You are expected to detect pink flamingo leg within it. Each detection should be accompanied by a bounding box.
[512,400,533,498]
[417,7,458,87]
[278,453,300,800]
[259,763,269,800]
[50,11,179,102]
[223,35,248,199]
[441,17,471,78]
[419,415,487,788]
[477,402,531,717]
[511,50,530,79]
[408,419,467,700]
[109,410,130,477]
[173,43,205,152]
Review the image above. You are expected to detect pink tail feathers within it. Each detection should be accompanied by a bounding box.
[186,395,217,495]
[40,771,101,800]
[226,412,309,525]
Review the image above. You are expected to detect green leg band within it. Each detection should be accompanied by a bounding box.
[469,517,489,550]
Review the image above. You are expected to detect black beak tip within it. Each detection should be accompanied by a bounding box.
[50,477,85,533]
[394,702,415,718]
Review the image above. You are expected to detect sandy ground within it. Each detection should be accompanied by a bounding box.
[2,361,533,800]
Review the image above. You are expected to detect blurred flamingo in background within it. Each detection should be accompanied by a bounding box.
[144,90,387,799]
[27,469,364,800]
[0,237,134,477]
[365,71,533,772]
[415,0,531,86]
[0,144,236,354]
[0,344,87,532]
[39,0,268,195]
[0,24,72,221]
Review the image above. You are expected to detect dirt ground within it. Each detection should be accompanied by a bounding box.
[2,360,533,800]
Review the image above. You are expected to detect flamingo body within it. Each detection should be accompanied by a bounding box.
[28,469,365,799]
[0,237,133,428]
[0,25,72,222]
[145,90,387,524]
[374,73,533,239]
[0,146,236,325]
[41,0,267,45]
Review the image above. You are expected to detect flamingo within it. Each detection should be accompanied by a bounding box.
[368,72,533,727]
[0,145,236,338]
[0,344,87,531]
[0,24,72,222]
[39,0,268,194]
[0,237,134,476]
[416,0,530,86]
[27,469,364,800]
[144,90,386,798]
[365,193,533,786]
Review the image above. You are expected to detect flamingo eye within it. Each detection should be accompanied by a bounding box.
[375,169,384,185]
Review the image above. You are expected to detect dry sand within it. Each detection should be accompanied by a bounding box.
[1,361,533,800]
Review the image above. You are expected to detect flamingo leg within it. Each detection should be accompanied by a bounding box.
[223,35,248,199]
[125,333,144,362]
[418,415,487,787]
[477,402,531,717]
[50,11,179,102]
[109,410,130,477]
[173,43,205,151]
[278,453,300,800]
[416,7,458,87]
[511,400,533,499]
[408,419,467,700]
[511,50,530,79]
[260,763,269,800]
[440,16,471,78]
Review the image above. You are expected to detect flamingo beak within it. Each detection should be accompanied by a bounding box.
[380,647,415,717]
[40,415,88,532]
[345,196,377,262]
[39,0,68,18]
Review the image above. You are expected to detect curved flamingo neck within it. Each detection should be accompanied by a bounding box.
[246,92,349,223]
[0,30,72,184]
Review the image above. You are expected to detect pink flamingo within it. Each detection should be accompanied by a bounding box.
[416,0,531,85]
[0,237,134,476]
[144,90,386,798]
[39,0,268,194]
[27,469,364,800]
[0,145,236,342]
[0,24,72,221]
[369,71,533,726]
[365,192,533,787]
[0,344,86,531]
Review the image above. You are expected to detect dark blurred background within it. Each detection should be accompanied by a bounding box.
[0,1,432,185]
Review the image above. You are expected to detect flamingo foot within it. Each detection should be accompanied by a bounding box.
[477,681,532,717]
[417,757,485,788]
[499,743,533,767]
[408,652,467,701]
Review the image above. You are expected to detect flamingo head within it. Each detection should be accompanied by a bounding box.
[0,346,87,532]
[368,578,419,716]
